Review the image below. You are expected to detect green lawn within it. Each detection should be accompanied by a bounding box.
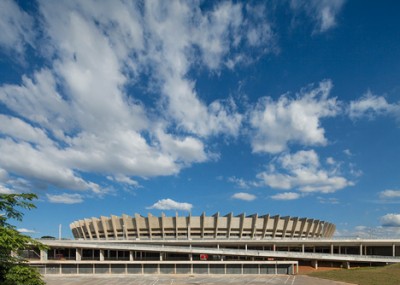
[307,263,400,285]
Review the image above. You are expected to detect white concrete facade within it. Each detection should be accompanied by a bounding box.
[70,213,336,240]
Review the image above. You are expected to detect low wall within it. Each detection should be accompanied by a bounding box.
[31,261,297,275]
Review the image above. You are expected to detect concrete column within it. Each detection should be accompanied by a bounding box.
[339,245,341,254]
[10,251,17,258]
[360,244,363,256]
[330,244,334,254]
[311,260,318,269]
[160,253,163,261]
[245,244,247,251]
[76,248,81,261]
[272,244,276,251]
[40,249,48,261]
[129,251,134,261]
[393,244,396,257]
[100,250,105,261]
[302,244,305,253]
[189,254,193,261]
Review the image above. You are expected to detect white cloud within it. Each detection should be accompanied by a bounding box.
[146,198,193,212]
[228,176,259,189]
[0,0,35,55]
[379,190,400,200]
[244,4,275,48]
[0,139,102,193]
[0,184,16,194]
[0,115,53,147]
[0,169,8,182]
[349,91,400,120]
[108,175,140,188]
[250,80,339,154]
[290,0,346,33]
[46,193,84,204]
[258,150,352,193]
[144,1,248,137]
[326,157,335,165]
[380,214,400,227]
[232,192,257,201]
[156,131,208,164]
[18,228,36,233]
[317,197,339,204]
[335,225,400,238]
[343,149,352,156]
[0,169,36,194]
[0,69,74,136]
[270,192,300,200]
[0,0,277,196]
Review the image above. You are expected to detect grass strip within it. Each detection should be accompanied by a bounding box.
[307,263,400,285]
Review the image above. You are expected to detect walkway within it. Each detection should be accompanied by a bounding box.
[44,275,354,285]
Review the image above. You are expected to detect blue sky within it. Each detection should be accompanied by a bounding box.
[1,0,400,239]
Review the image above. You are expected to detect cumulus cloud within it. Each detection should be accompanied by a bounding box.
[146,199,193,211]
[380,214,400,227]
[46,193,84,204]
[290,0,346,33]
[250,80,339,154]
[232,192,257,201]
[270,192,300,200]
[349,91,400,120]
[379,190,400,200]
[257,150,352,193]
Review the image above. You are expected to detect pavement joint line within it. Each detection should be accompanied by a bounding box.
[284,275,291,284]
[264,275,274,284]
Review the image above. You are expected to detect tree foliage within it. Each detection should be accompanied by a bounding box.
[3,264,45,285]
[0,193,45,285]
[0,193,38,225]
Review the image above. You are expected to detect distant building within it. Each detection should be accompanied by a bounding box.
[25,213,400,275]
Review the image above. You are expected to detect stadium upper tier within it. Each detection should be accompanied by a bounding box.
[70,213,335,240]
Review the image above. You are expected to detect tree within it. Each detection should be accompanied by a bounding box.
[0,193,45,285]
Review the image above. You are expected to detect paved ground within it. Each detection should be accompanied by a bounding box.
[44,275,354,285]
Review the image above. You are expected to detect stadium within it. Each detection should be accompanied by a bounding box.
[25,213,400,275]
[70,213,336,240]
